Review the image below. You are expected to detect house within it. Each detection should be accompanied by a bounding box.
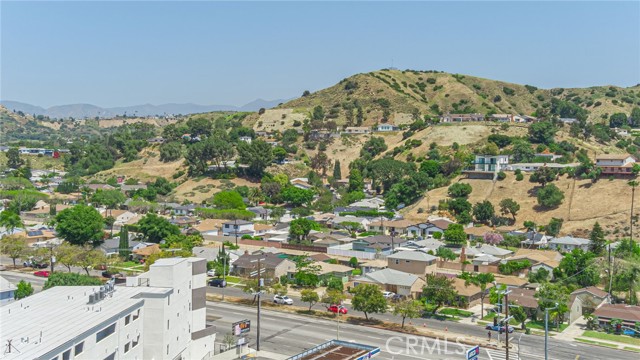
[239,136,252,143]
[405,219,453,238]
[489,114,514,122]
[367,219,416,236]
[87,184,116,191]
[170,216,199,227]
[353,268,426,298]
[192,246,241,264]
[329,216,370,230]
[120,184,148,193]
[352,235,409,255]
[247,206,271,221]
[463,225,493,241]
[569,286,609,324]
[222,220,255,237]
[288,261,353,283]
[472,155,509,173]
[191,219,226,237]
[595,154,637,175]
[173,204,198,216]
[101,209,137,225]
[290,178,313,190]
[534,149,563,162]
[559,118,578,124]
[99,238,143,256]
[0,276,16,306]
[387,251,437,276]
[397,239,444,253]
[231,252,295,281]
[147,136,165,144]
[471,254,502,266]
[508,288,539,315]
[451,277,494,308]
[376,123,399,132]
[18,229,57,246]
[439,113,485,123]
[253,224,274,237]
[132,243,162,260]
[455,244,513,259]
[510,248,562,266]
[343,127,371,134]
[509,230,551,248]
[20,204,71,223]
[349,197,385,210]
[507,163,579,172]
[548,236,591,252]
[593,304,640,328]
[530,260,559,279]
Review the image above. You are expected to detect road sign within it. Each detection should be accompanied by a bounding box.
[466,345,480,360]
[232,319,251,335]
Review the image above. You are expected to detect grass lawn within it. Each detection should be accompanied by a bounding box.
[576,338,619,348]
[582,331,640,346]
[483,313,497,321]
[221,276,246,285]
[624,347,640,352]
[526,320,568,332]
[439,308,474,317]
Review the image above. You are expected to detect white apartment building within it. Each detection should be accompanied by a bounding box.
[0,257,214,360]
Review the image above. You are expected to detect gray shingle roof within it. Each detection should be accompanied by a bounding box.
[387,251,437,262]
[550,236,591,245]
[356,268,419,287]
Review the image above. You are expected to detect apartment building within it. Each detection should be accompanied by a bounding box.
[0,257,214,360]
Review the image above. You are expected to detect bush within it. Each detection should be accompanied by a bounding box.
[503,87,516,96]
[497,171,506,181]
[515,172,524,181]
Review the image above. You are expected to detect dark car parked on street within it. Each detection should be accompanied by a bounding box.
[208,278,227,288]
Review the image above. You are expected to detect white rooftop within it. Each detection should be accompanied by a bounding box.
[0,285,170,360]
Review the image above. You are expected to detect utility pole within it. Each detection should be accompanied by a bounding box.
[545,303,558,360]
[608,243,613,301]
[390,231,396,253]
[256,257,262,352]
[222,245,226,301]
[505,290,510,360]
[234,218,239,247]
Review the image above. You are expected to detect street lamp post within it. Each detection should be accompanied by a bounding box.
[545,303,559,360]
[234,218,239,247]
[250,257,264,352]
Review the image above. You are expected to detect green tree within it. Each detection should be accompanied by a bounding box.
[531,166,557,187]
[473,200,495,224]
[536,184,565,208]
[332,160,342,180]
[630,107,640,127]
[420,160,441,177]
[393,299,423,328]
[137,213,181,243]
[348,168,364,192]
[528,267,550,283]
[546,217,564,237]
[288,218,320,244]
[212,246,231,277]
[56,205,105,246]
[509,303,528,330]
[321,289,346,308]
[14,280,34,300]
[0,235,29,267]
[0,210,24,234]
[529,121,558,144]
[326,277,344,292]
[360,137,387,159]
[75,247,107,275]
[55,242,82,272]
[6,147,23,169]
[609,112,628,128]
[119,227,131,259]
[159,141,183,162]
[237,140,274,178]
[293,255,321,287]
[511,139,535,163]
[459,272,494,317]
[43,272,103,289]
[553,249,599,287]
[499,198,520,221]
[423,274,458,314]
[444,223,467,246]
[448,183,473,199]
[436,247,457,261]
[448,198,472,215]
[589,222,606,256]
[281,186,314,207]
[352,284,387,320]
[301,289,320,311]
[536,283,570,328]
[273,147,287,163]
[312,105,325,121]
[212,190,246,210]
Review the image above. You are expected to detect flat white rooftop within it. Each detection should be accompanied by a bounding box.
[0,285,170,360]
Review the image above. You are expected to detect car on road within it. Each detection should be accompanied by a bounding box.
[23,260,48,269]
[327,305,348,314]
[273,295,293,305]
[485,324,515,334]
[207,269,216,277]
[34,270,50,277]
[0,265,6,271]
[101,271,123,279]
[382,291,395,299]
[208,278,227,288]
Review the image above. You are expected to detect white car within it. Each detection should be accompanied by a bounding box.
[273,295,293,305]
[207,269,216,277]
[382,291,395,299]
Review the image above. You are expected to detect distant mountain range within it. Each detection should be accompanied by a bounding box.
[0,98,288,119]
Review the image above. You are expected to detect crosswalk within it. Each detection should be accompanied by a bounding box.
[485,349,520,360]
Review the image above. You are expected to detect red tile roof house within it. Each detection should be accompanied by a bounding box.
[595,153,637,176]
[593,304,640,328]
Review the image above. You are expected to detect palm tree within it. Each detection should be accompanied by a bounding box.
[0,210,24,234]
[629,180,639,241]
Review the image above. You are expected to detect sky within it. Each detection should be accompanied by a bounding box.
[1,1,639,108]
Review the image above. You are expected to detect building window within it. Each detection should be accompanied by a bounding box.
[394,259,399,265]
[124,342,131,353]
[104,352,115,360]
[74,342,84,356]
[132,309,140,321]
[167,320,170,330]
[125,315,131,325]
[96,323,116,343]
[62,349,71,360]
[167,345,170,355]
[50,357,58,360]
[132,335,140,348]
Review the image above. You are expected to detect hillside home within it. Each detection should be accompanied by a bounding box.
[239,136,252,143]
[253,224,274,237]
[349,197,385,210]
[353,268,426,298]
[367,219,415,236]
[352,235,409,254]
[191,219,226,237]
[120,184,148,193]
[87,184,116,191]
[247,206,271,221]
[534,149,563,162]
[569,287,609,324]
[489,114,514,122]
[530,261,559,280]
[376,123,399,132]
[559,118,578,124]
[343,127,371,134]
[509,230,551,248]
[595,154,637,175]
[405,219,453,238]
[222,220,255,237]
[593,304,640,328]
[290,178,313,190]
[173,204,198,216]
[101,209,137,224]
[387,251,437,276]
[507,163,579,172]
[455,244,513,259]
[439,113,485,122]
[329,216,370,230]
[463,225,493,241]
[147,136,165,144]
[548,236,591,252]
[472,155,509,173]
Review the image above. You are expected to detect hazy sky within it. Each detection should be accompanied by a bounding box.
[1,1,639,108]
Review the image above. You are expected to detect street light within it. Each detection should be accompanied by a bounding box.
[545,302,559,360]
[494,281,512,359]
[249,257,265,352]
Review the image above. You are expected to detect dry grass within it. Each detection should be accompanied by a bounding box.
[93,148,185,182]
[173,177,260,203]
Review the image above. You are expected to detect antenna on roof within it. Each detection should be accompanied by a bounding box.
[5,339,21,354]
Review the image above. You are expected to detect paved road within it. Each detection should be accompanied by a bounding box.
[0,271,47,292]
[206,287,630,360]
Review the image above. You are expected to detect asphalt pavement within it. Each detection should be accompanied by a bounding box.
[206,286,631,360]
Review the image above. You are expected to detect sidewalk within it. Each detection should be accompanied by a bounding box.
[554,316,586,342]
